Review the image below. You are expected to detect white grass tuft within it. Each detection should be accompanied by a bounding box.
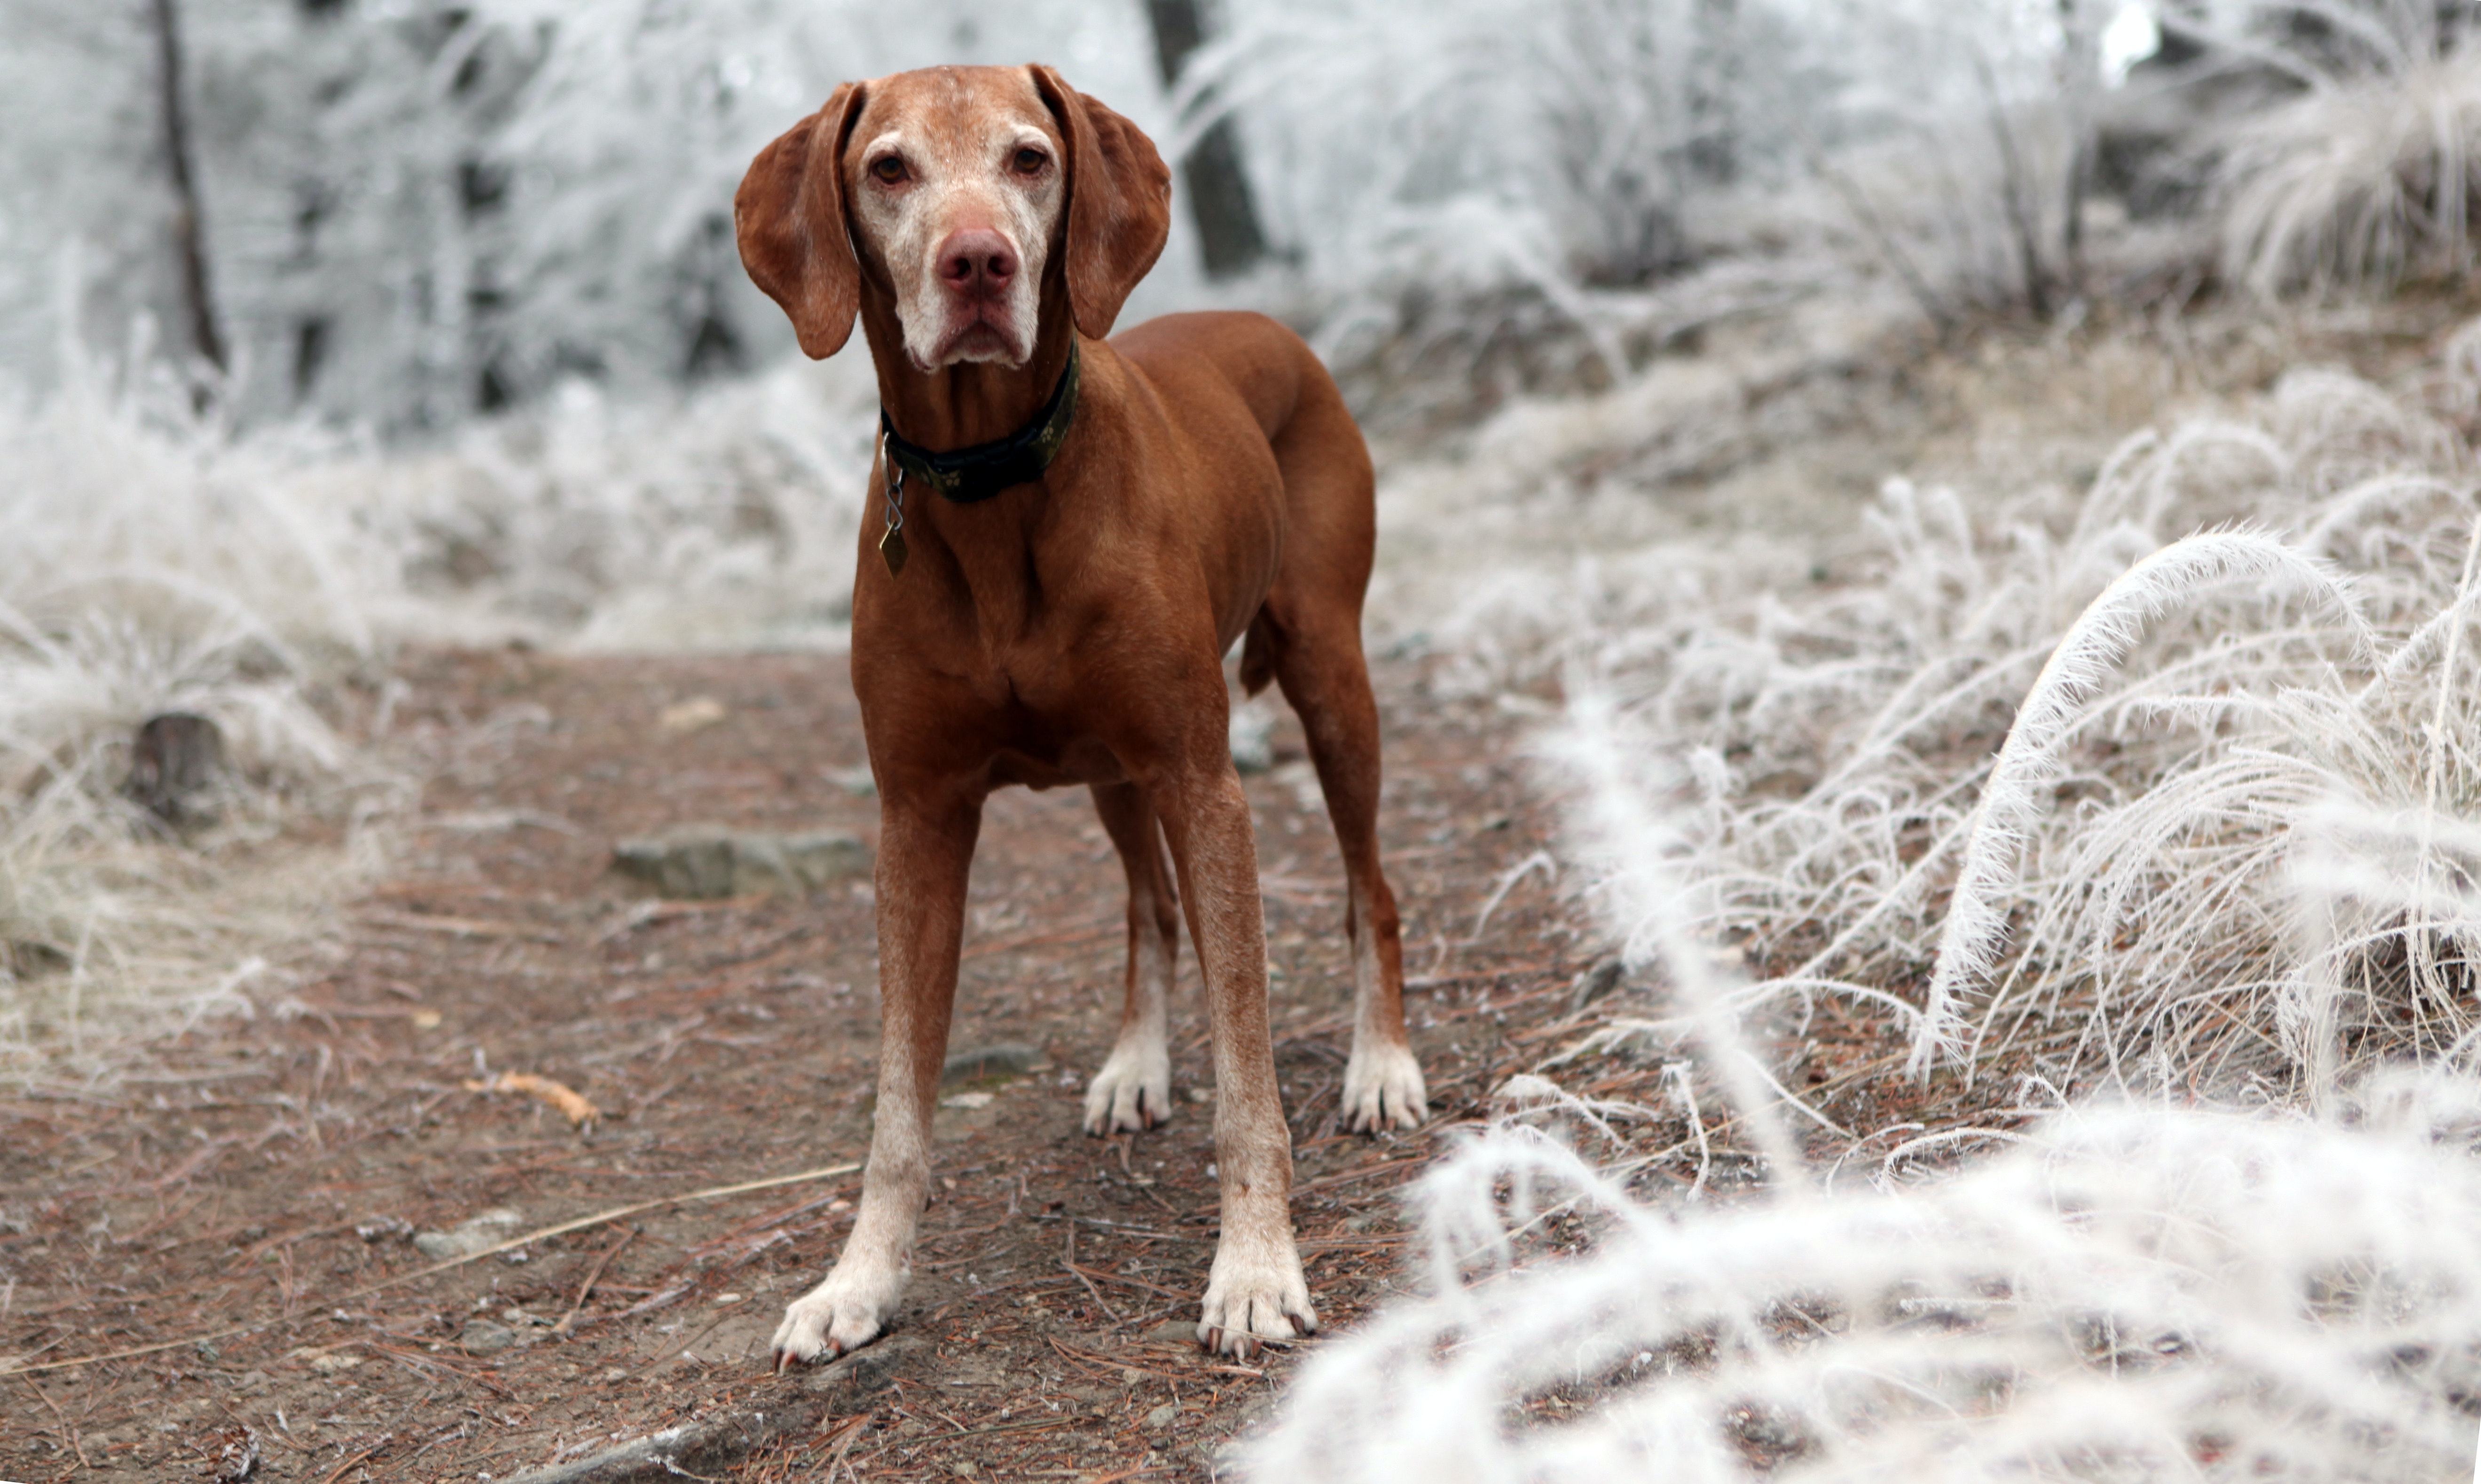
[1491,322,2481,1105]
[1245,1075,2481,1482]
[2215,47,2481,297]
[1916,531,2369,1075]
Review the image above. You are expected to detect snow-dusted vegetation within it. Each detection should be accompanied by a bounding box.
[9,0,2481,1475]
[1246,318,2481,1479]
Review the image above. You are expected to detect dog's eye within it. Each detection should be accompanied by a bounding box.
[870,156,908,184]
[1012,147,1047,175]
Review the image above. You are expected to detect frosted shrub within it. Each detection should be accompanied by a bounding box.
[0,344,878,1052]
[1246,1081,2481,1482]
[2211,6,2481,297]
[350,353,878,650]
[1528,320,2481,1105]
[1250,334,2481,1469]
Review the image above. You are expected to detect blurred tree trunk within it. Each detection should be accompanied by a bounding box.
[148,0,226,375]
[2056,0,2101,297]
[1144,0,1269,278]
[1688,0,1740,186]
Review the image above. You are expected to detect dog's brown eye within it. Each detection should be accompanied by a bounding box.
[870,156,908,184]
[1013,147,1047,174]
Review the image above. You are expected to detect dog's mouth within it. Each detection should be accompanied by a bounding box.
[916,302,1030,371]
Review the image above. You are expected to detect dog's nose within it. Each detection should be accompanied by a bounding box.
[936,229,1017,298]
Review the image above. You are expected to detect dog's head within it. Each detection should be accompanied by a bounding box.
[736,65,1171,370]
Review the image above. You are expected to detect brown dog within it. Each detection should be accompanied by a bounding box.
[734,64,1425,1367]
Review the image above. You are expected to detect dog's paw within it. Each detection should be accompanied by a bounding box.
[1341,1040,1428,1133]
[1196,1242,1316,1361]
[770,1259,906,1372]
[1082,1041,1172,1135]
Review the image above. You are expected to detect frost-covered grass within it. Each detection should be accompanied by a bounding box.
[0,345,878,1071]
[0,353,382,1067]
[2216,40,2481,298]
[1248,319,2481,1477]
[1412,312,2481,1106]
[1247,1077,2481,1482]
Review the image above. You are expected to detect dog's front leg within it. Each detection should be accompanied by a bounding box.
[772,786,981,1370]
[1153,762,1315,1359]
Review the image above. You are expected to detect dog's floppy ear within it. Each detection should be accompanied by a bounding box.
[735,82,869,359]
[1029,65,1172,340]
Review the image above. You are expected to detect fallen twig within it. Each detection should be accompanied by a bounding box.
[18,1373,91,1467]
[553,1227,637,1334]
[0,1160,860,1377]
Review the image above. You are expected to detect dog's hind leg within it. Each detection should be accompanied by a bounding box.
[1259,361,1428,1134]
[1266,612,1428,1133]
[1083,780,1180,1133]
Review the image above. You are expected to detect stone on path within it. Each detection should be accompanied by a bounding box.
[412,1208,524,1261]
[940,1042,1040,1086]
[612,827,869,900]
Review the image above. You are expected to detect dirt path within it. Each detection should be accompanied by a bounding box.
[0,647,1602,1482]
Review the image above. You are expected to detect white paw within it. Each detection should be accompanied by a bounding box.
[1083,1040,1172,1134]
[770,1256,907,1371]
[1342,1040,1428,1133]
[1197,1240,1316,1359]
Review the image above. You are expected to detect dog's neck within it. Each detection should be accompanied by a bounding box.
[859,280,1079,453]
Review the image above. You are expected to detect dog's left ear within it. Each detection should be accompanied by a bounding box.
[1029,65,1172,340]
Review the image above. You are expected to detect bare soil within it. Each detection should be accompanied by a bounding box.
[0,646,1775,1483]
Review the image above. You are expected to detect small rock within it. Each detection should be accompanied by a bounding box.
[459,1319,519,1355]
[658,696,727,735]
[1146,1318,1198,1347]
[1229,707,1276,775]
[306,1351,363,1375]
[612,828,869,900]
[940,1091,995,1110]
[824,764,877,797]
[1144,1401,1180,1430]
[412,1208,523,1261]
[940,1042,1039,1086]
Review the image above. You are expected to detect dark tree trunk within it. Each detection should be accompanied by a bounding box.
[149,0,227,375]
[2056,0,2097,296]
[1144,0,1270,279]
[1688,0,1740,186]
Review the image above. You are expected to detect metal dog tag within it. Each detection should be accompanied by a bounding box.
[879,523,908,577]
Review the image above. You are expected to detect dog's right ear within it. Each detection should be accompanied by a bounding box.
[735,82,868,359]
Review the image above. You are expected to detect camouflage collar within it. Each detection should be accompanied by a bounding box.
[879,340,1081,505]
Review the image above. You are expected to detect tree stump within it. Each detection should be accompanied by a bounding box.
[125,711,227,826]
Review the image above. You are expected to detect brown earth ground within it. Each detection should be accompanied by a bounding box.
[0,647,1910,1482]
